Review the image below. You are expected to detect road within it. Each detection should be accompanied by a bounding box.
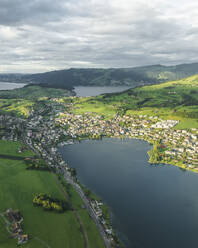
[62,170,112,248]
[21,113,113,248]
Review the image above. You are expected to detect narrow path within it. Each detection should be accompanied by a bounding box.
[34,236,51,248]
[0,213,11,234]
[52,173,90,248]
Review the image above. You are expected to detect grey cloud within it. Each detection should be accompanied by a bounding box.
[0,0,198,73]
[0,0,70,26]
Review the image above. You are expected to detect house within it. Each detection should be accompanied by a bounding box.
[18,234,28,245]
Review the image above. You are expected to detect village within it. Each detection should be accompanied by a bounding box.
[0,208,28,245]
[55,110,198,169]
[0,98,198,247]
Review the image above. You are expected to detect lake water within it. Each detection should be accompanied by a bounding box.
[59,138,198,248]
[0,82,26,90]
[74,86,130,97]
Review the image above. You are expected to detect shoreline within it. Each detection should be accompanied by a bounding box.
[57,139,124,248]
[64,134,198,174]
[57,134,198,247]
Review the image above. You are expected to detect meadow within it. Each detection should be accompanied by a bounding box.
[0,98,34,117]
[0,85,73,100]
[0,85,74,117]
[0,140,34,158]
[0,140,105,248]
[71,74,198,128]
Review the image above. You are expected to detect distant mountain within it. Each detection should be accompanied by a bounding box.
[1,63,198,89]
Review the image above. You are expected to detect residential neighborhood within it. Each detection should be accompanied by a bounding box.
[55,109,198,169]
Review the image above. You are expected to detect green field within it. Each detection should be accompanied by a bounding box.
[0,140,34,158]
[0,85,73,100]
[0,98,34,117]
[71,74,198,128]
[0,140,106,248]
[0,85,74,117]
[0,162,84,248]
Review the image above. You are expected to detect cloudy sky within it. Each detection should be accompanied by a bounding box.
[0,0,198,73]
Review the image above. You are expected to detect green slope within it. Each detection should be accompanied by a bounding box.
[72,74,198,129]
[0,85,74,100]
[0,85,74,117]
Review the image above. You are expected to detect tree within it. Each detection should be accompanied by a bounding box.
[70,168,77,177]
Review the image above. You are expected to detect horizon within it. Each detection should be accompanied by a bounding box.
[1,61,198,75]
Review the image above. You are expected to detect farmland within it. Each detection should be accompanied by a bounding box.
[0,140,104,248]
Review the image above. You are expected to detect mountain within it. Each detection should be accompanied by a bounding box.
[1,63,198,90]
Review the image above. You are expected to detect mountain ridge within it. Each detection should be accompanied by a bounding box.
[1,62,198,90]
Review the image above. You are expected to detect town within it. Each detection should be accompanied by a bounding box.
[55,105,198,169]
[0,96,198,247]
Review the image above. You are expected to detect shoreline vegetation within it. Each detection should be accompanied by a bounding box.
[56,132,195,247]
[69,134,198,174]
[56,111,197,174]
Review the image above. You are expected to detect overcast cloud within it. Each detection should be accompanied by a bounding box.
[0,0,198,73]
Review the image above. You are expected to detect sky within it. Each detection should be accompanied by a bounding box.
[0,0,198,73]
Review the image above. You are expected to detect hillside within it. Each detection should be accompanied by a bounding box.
[0,85,74,100]
[24,63,198,89]
[0,73,198,129]
[72,74,198,129]
[1,63,198,90]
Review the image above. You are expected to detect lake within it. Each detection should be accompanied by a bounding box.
[0,82,26,90]
[74,86,131,97]
[59,138,198,248]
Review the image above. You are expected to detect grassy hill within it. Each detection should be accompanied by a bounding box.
[72,74,198,129]
[0,85,74,100]
[0,85,74,117]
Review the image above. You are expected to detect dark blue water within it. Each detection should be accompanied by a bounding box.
[59,138,198,248]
